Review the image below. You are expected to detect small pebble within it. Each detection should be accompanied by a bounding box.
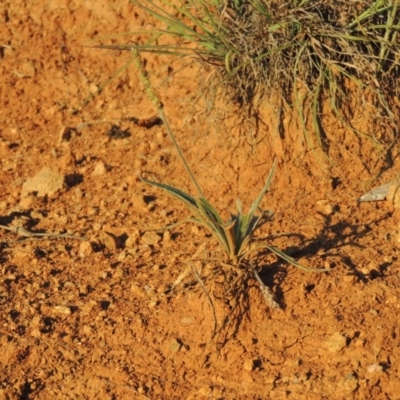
[92,161,106,176]
[316,199,335,215]
[125,228,140,247]
[79,241,93,257]
[141,230,161,245]
[53,305,71,315]
[168,338,181,353]
[324,332,347,353]
[243,359,255,372]
[366,363,383,374]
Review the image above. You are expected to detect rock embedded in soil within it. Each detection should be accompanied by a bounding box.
[21,167,65,198]
[79,241,93,257]
[168,338,182,353]
[53,305,72,315]
[323,332,347,353]
[141,230,161,245]
[243,359,255,372]
[359,177,400,208]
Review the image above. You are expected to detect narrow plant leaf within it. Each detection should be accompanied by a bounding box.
[196,197,224,224]
[142,177,235,258]
[263,245,333,273]
[247,159,276,217]
[140,177,198,212]
[223,218,240,260]
[195,197,232,256]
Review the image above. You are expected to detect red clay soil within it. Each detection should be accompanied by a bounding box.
[1,1,400,399]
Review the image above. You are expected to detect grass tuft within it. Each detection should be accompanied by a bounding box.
[123,0,400,149]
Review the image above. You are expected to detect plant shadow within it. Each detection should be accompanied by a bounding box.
[255,211,393,309]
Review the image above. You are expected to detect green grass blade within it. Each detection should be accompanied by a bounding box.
[348,0,389,29]
[195,198,235,257]
[247,159,276,217]
[142,178,232,257]
[263,245,333,273]
[196,197,224,224]
[141,177,199,212]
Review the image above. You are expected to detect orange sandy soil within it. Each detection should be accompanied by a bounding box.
[1,2,400,399]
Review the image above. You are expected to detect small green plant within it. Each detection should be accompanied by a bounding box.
[132,48,331,314]
[109,0,400,151]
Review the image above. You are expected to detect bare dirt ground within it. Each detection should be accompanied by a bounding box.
[1,1,400,399]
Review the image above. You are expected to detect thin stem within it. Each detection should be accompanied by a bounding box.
[131,48,205,198]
